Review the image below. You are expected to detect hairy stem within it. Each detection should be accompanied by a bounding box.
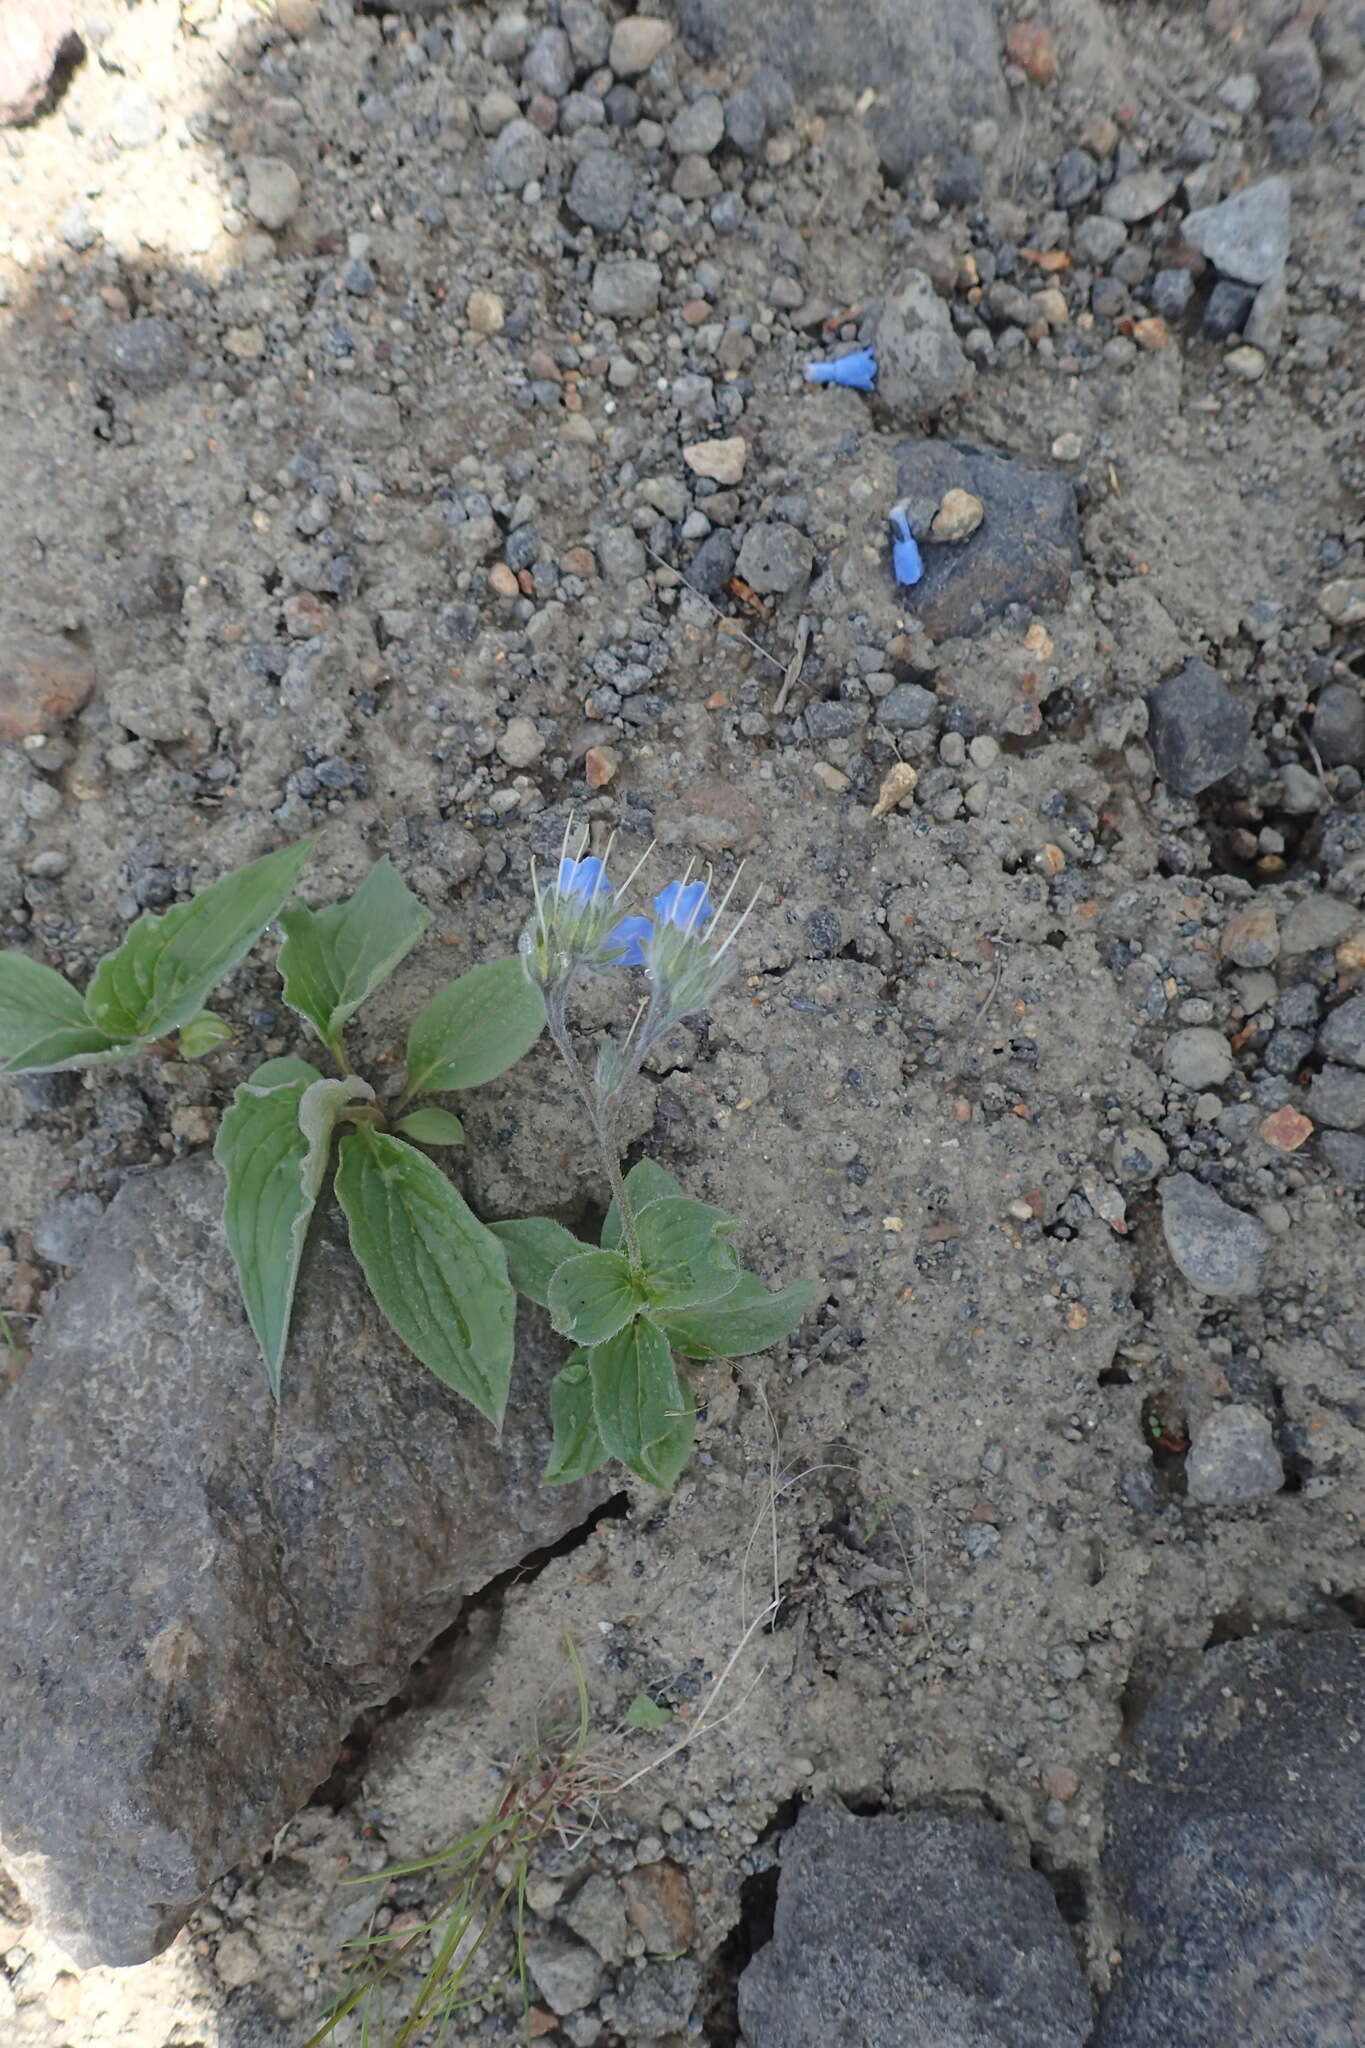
[546,1003,642,1273]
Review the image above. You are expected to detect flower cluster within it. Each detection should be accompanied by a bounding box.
[521,829,754,1114]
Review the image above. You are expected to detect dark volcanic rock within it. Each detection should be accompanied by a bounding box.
[1146,658,1251,795]
[0,1159,608,1967]
[665,0,1006,183]
[893,439,1080,638]
[1096,1632,1365,2046]
[739,1805,1091,2046]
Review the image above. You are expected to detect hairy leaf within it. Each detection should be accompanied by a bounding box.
[490,1215,586,1308]
[634,1195,740,1312]
[215,1058,373,1396]
[335,1127,515,1425]
[86,838,313,1042]
[0,952,122,1075]
[544,1351,608,1484]
[403,956,545,1098]
[637,1387,697,1490]
[278,858,430,1050]
[547,1249,643,1347]
[660,1273,818,1360]
[589,1318,685,1471]
[601,1158,684,1253]
[177,1011,233,1060]
[393,1107,466,1146]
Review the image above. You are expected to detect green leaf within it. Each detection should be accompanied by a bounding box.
[0,952,123,1074]
[403,955,546,1099]
[489,1216,586,1307]
[393,1107,466,1146]
[544,1352,609,1483]
[634,1195,740,1312]
[547,1249,643,1346]
[601,1158,685,1252]
[660,1274,819,1360]
[278,858,430,1051]
[214,1058,373,1396]
[638,1385,698,1489]
[589,1318,685,1471]
[334,1127,515,1425]
[177,1011,234,1060]
[625,1693,674,1730]
[85,838,313,1042]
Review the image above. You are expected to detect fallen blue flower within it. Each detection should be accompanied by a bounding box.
[890,507,923,588]
[805,346,878,392]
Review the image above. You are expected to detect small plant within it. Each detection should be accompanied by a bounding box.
[302,1640,604,2048]
[0,841,546,1408]
[497,830,816,1490]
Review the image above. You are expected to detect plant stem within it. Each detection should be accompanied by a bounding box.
[546,1004,642,1272]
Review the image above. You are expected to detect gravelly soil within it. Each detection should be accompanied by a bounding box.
[1,0,1363,2041]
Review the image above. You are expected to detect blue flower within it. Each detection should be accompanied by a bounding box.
[607,879,717,965]
[557,853,612,903]
[654,878,716,931]
[890,507,923,588]
[604,913,653,967]
[806,346,878,392]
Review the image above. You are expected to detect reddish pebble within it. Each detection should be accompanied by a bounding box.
[585,744,619,788]
[680,298,711,325]
[1259,1105,1313,1153]
[561,546,596,578]
[1005,17,1058,84]
[487,563,519,599]
[0,629,95,743]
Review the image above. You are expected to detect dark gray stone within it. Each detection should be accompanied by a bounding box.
[1096,1633,1365,2046]
[97,318,190,390]
[1320,1129,1365,1188]
[880,682,939,731]
[0,1159,608,1967]
[487,117,549,191]
[1054,147,1099,209]
[1184,178,1291,285]
[664,0,1005,184]
[1319,994,1365,1071]
[567,148,636,230]
[1160,1172,1268,1297]
[1146,658,1251,795]
[1256,33,1321,119]
[1150,267,1194,320]
[736,520,814,595]
[874,271,974,421]
[893,440,1079,639]
[1202,280,1256,341]
[589,257,661,318]
[1312,683,1365,768]
[739,1806,1091,2046]
[1307,1063,1365,1131]
[686,527,735,596]
[1185,1404,1284,1506]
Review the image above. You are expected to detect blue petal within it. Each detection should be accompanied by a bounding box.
[602,914,652,966]
[558,854,612,902]
[654,879,715,931]
[811,346,878,392]
[893,534,924,587]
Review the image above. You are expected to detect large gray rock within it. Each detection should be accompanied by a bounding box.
[1097,1632,1365,2045]
[1183,178,1290,286]
[1146,657,1251,796]
[1160,1172,1269,1297]
[894,440,1080,639]
[665,0,1005,184]
[873,271,974,422]
[0,1159,608,1967]
[738,1806,1091,2046]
